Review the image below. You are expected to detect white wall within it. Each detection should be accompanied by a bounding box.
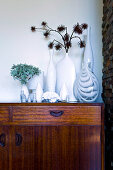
[0,0,103,102]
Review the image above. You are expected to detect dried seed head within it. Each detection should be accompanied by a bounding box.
[57,25,65,32]
[73,23,82,34]
[31,26,36,32]
[41,21,47,27]
[43,31,50,38]
[55,44,62,50]
[79,41,85,48]
[48,42,54,49]
[81,23,88,30]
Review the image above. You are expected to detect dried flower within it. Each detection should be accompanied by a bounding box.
[82,23,88,30]
[79,41,85,48]
[31,26,36,32]
[57,25,65,32]
[41,21,47,27]
[64,33,70,42]
[73,23,82,34]
[48,42,54,49]
[43,31,50,38]
[55,44,62,50]
[31,21,88,53]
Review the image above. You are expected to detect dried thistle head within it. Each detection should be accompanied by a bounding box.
[55,44,62,50]
[79,41,85,48]
[48,42,54,49]
[43,31,50,38]
[81,23,88,30]
[57,25,65,32]
[64,33,70,42]
[41,21,47,27]
[73,23,82,34]
[31,26,36,32]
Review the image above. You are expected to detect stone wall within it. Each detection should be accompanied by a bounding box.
[102,0,113,169]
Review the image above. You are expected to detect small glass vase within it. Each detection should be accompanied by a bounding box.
[20,84,29,103]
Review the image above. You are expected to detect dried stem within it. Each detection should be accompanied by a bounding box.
[31,22,88,53]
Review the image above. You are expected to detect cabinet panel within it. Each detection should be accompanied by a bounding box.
[0,107,9,122]
[12,106,101,125]
[11,126,35,170]
[0,126,9,170]
[11,125,101,170]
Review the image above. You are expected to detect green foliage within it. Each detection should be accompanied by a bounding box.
[11,64,41,84]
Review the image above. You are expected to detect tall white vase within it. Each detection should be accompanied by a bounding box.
[60,83,68,102]
[46,50,56,92]
[74,27,100,102]
[75,63,99,102]
[84,27,94,72]
[56,53,76,102]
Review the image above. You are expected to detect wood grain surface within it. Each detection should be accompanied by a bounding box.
[0,103,104,170]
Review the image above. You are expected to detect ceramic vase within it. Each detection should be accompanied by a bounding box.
[36,82,43,102]
[56,53,76,102]
[74,26,99,102]
[75,63,99,102]
[46,50,56,92]
[84,27,94,72]
[60,83,68,102]
[27,72,44,90]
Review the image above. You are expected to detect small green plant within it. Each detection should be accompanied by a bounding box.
[11,64,41,84]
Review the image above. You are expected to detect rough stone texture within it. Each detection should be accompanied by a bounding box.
[102,0,113,169]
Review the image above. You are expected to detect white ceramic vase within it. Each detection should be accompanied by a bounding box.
[46,50,56,92]
[60,83,68,102]
[74,26,99,102]
[36,82,43,102]
[56,53,76,102]
[27,72,44,90]
[84,27,94,72]
[75,63,99,102]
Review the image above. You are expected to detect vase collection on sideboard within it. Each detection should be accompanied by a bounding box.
[20,27,99,103]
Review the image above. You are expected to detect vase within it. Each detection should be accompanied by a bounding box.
[60,83,68,102]
[20,84,29,102]
[74,26,99,102]
[56,53,76,102]
[46,50,56,92]
[84,27,94,72]
[75,63,99,102]
[27,72,44,90]
[36,82,43,102]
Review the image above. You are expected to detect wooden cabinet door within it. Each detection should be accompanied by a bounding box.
[0,126,9,170]
[11,125,101,170]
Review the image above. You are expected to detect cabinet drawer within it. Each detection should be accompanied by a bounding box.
[12,106,101,125]
[0,107,9,122]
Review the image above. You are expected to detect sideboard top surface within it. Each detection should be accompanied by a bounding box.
[0,103,104,107]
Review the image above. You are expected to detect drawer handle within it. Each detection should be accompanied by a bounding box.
[0,133,6,147]
[50,110,64,117]
[15,133,22,146]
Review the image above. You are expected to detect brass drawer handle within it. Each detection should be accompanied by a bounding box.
[0,133,6,147]
[50,110,64,117]
[15,133,22,146]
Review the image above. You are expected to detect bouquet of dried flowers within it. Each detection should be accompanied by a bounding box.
[31,21,88,53]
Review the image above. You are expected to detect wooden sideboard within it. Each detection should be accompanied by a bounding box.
[0,103,104,170]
